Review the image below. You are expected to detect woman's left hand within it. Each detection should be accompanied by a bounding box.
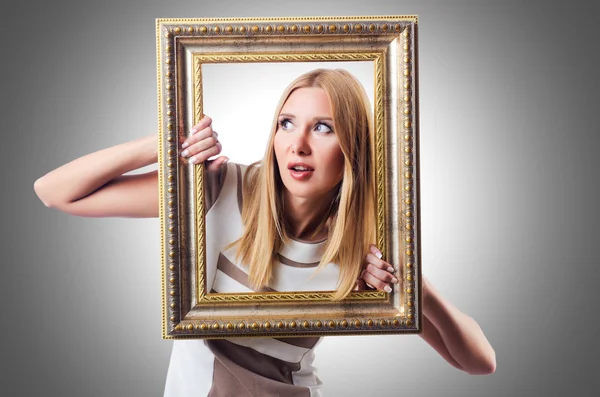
[356,244,399,292]
[180,116,227,169]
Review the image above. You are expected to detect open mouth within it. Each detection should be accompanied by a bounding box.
[289,165,313,172]
[288,163,314,180]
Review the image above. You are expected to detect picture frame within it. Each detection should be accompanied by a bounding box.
[157,15,421,338]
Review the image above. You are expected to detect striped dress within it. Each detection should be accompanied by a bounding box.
[164,162,340,397]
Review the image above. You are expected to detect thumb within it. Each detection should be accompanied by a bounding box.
[355,278,367,291]
[206,156,229,172]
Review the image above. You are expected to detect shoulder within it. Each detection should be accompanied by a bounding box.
[205,161,251,213]
[238,161,262,186]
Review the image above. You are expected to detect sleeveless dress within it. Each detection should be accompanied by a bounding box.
[163,162,340,397]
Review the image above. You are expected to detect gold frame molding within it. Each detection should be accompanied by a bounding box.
[157,16,421,338]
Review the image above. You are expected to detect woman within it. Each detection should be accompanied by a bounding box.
[34,69,495,396]
[207,68,375,297]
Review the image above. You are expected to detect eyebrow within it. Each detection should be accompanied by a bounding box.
[278,113,334,122]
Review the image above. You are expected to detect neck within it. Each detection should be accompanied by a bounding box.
[283,190,338,242]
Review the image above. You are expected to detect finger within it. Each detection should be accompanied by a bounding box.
[182,136,219,158]
[182,125,214,150]
[365,253,395,274]
[206,156,229,172]
[361,270,393,293]
[369,244,383,259]
[187,144,221,165]
[191,115,213,133]
[364,262,398,285]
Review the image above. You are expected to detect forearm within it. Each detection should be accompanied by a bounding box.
[34,135,157,208]
[421,278,496,375]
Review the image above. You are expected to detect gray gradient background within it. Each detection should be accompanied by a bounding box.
[2,0,599,396]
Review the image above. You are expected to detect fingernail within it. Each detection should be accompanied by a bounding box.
[384,285,392,293]
[375,250,382,259]
[392,277,398,284]
[188,156,197,164]
[181,149,189,157]
[387,266,394,272]
[223,157,229,163]
[181,142,189,149]
[191,128,198,134]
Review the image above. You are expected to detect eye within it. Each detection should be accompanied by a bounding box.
[314,122,333,134]
[278,118,293,131]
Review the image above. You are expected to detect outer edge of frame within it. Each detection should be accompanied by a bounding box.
[400,25,416,329]
[156,15,418,24]
[157,19,169,339]
[156,17,416,37]
[166,316,420,339]
[158,20,183,338]
[158,16,421,338]
[412,23,423,333]
[401,22,420,333]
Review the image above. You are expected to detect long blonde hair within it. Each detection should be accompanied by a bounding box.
[232,68,375,300]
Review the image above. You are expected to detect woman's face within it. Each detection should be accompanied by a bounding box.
[274,87,345,202]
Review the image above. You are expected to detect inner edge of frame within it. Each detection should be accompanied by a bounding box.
[191,52,387,305]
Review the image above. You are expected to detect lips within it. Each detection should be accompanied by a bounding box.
[288,162,314,171]
[288,162,314,181]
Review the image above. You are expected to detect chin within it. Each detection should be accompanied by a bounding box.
[284,185,330,202]
[285,188,316,200]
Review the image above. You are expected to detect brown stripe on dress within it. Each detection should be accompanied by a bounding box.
[206,340,310,397]
[277,254,320,268]
[274,337,320,349]
[205,162,228,213]
[236,163,243,213]
[217,253,277,293]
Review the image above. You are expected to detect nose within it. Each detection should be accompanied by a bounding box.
[291,129,311,156]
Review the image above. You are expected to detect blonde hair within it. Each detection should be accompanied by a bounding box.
[232,68,375,300]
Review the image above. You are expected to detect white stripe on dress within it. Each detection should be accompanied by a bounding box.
[163,340,215,397]
[292,343,324,397]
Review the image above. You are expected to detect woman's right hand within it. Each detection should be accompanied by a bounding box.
[356,245,399,292]
[180,115,228,171]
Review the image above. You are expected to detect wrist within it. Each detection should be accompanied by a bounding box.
[135,134,158,165]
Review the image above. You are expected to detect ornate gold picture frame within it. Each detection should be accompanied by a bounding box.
[157,15,421,338]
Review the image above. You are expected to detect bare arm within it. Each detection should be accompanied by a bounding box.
[361,246,496,375]
[420,277,496,375]
[34,116,226,218]
[34,135,159,217]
